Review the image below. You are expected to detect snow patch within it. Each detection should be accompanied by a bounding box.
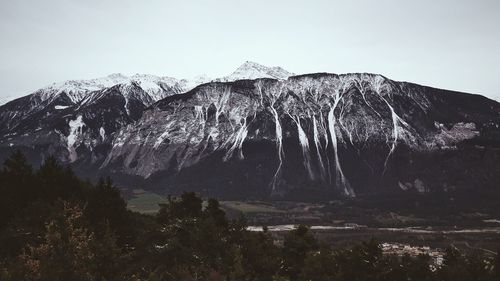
[55,105,70,110]
[67,115,85,162]
[224,61,293,81]
[99,127,106,141]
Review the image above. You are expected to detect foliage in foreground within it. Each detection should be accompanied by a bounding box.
[0,151,499,280]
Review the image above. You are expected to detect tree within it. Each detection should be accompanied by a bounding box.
[335,238,383,281]
[299,245,338,281]
[238,230,280,281]
[0,150,35,227]
[204,198,227,227]
[281,225,319,280]
[157,192,203,225]
[36,156,83,200]
[16,202,121,281]
[85,177,130,245]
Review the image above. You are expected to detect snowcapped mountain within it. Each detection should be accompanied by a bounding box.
[223,61,294,81]
[1,64,499,200]
[174,61,293,89]
[0,72,189,153]
[0,62,295,165]
[101,73,500,198]
[3,61,290,112]
[29,73,185,110]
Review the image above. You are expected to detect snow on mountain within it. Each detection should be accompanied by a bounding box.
[33,73,130,105]
[1,66,500,200]
[98,73,500,198]
[223,61,294,81]
[31,73,184,107]
[3,62,294,111]
[178,74,213,91]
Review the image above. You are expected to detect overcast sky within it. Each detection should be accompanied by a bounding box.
[1,0,499,101]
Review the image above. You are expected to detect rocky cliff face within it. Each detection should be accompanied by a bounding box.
[101,73,500,198]
[0,74,186,167]
[1,66,500,200]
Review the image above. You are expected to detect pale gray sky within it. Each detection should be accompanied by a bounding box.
[1,0,499,101]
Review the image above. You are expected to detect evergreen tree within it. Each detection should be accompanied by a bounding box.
[36,156,82,200]
[0,150,35,227]
[335,238,383,281]
[15,202,121,281]
[240,230,280,281]
[282,225,319,280]
[85,177,130,244]
[299,245,339,281]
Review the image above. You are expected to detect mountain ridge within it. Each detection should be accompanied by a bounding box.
[1,64,499,200]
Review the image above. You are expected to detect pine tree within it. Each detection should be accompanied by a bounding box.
[16,202,121,281]
[0,150,35,228]
[282,225,319,280]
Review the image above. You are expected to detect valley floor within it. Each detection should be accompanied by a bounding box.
[125,189,500,253]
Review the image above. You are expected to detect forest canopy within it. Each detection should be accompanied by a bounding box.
[0,151,498,281]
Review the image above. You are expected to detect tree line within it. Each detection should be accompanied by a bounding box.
[0,151,499,280]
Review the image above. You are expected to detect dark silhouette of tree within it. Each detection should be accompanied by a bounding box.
[16,202,121,281]
[85,177,130,245]
[157,192,203,225]
[299,245,338,281]
[204,198,227,227]
[1,151,498,281]
[36,156,83,201]
[282,225,319,280]
[335,237,384,281]
[0,150,35,227]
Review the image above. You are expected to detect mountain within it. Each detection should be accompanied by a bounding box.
[223,61,294,81]
[101,73,500,199]
[177,61,293,87]
[0,73,189,164]
[1,65,499,201]
[0,62,292,166]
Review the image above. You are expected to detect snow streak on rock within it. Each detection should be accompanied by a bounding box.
[99,127,106,141]
[371,75,413,174]
[224,116,249,161]
[67,115,85,162]
[257,81,285,190]
[83,72,494,197]
[312,115,326,180]
[291,115,314,180]
[328,102,354,197]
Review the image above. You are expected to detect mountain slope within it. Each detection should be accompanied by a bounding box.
[0,62,295,167]
[101,73,500,198]
[1,67,499,200]
[0,73,188,166]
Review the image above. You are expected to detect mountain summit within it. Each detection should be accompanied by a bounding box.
[0,62,294,106]
[223,61,294,81]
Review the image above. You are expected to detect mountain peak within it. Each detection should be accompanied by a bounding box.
[107,73,128,80]
[239,61,267,68]
[224,61,294,81]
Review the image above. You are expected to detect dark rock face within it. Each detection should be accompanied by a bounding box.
[1,73,500,200]
[101,73,500,198]
[0,78,183,167]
